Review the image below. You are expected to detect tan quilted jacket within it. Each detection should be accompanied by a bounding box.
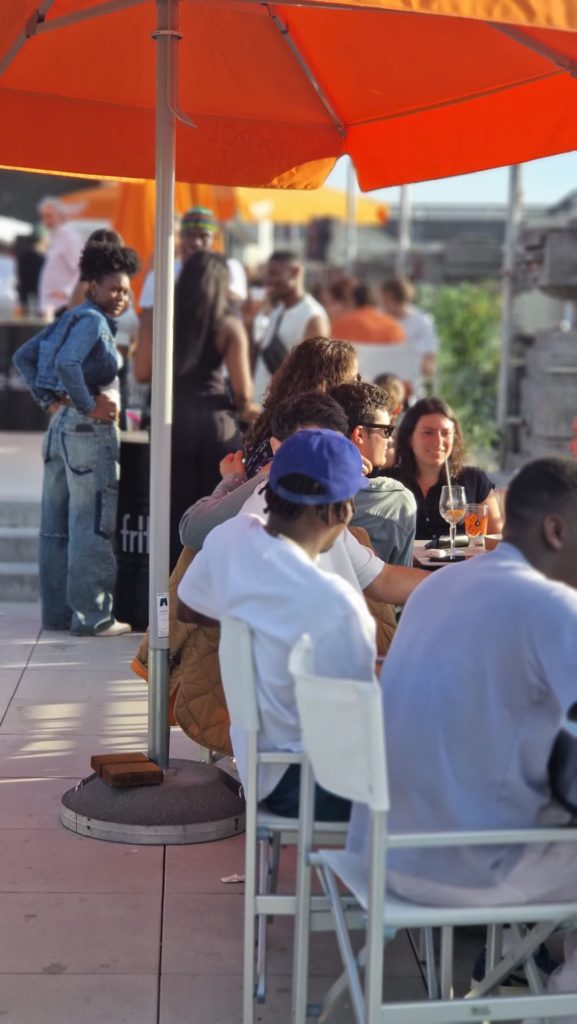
[131,528,396,755]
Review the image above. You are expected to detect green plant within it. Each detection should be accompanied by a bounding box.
[419,282,501,460]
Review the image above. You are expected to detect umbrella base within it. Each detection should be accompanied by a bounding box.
[60,759,246,845]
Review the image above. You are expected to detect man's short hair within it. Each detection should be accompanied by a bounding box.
[382,278,414,305]
[269,250,299,266]
[353,283,375,308]
[329,381,389,435]
[505,457,577,529]
[270,392,349,441]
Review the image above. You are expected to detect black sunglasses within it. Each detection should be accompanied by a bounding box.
[359,422,395,438]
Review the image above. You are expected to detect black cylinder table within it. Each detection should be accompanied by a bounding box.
[0,319,49,431]
[115,431,150,631]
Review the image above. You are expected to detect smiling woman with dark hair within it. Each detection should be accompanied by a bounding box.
[13,242,140,637]
[385,396,503,539]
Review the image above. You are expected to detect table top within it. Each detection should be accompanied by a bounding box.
[413,538,484,570]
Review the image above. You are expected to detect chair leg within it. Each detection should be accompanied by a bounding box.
[255,837,270,1004]
[243,832,258,1024]
[422,928,439,999]
[322,867,365,1024]
[439,925,454,1000]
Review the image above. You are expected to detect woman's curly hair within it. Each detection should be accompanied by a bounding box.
[394,396,467,481]
[245,336,358,450]
[79,242,140,282]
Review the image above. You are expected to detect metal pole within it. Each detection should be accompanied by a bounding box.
[148,0,178,768]
[497,165,523,444]
[396,184,411,277]
[344,157,357,269]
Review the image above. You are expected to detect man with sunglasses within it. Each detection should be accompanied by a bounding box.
[330,381,417,566]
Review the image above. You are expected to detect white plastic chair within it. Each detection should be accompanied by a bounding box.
[290,633,577,1024]
[218,617,349,1024]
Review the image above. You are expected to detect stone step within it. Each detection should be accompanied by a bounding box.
[0,527,39,563]
[0,501,41,528]
[0,563,39,602]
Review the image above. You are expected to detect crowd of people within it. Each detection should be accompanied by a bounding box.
[10,198,577,1006]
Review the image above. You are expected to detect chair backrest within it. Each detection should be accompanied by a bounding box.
[219,616,259,734]
[290,635,389,812]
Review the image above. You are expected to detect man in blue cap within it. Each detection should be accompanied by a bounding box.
[177,428,377,820]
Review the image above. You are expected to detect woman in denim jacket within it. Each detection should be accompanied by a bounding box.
[13,242,140,636]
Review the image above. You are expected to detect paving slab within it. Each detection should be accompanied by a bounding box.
[0,830,163,893]
[164,833,245,894]
[0,892,162,974]
[14,668,147,703]
[0,778,82,829]
[1,699,149,735]
[0,975,158,1024]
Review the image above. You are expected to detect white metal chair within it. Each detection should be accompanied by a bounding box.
[218,617,349,1024]
[290,633,577,1024]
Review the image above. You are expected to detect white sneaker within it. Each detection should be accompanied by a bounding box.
[95,620,132,637]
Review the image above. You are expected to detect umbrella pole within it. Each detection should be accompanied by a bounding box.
[497,164,522,464]
[148,0,178,769]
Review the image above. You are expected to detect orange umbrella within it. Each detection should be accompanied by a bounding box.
[3,1,577,190]
[5,0,577,769]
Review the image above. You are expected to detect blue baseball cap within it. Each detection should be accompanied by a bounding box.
[269,429,368,505]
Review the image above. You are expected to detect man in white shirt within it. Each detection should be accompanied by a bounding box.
[177,429,377,819]
[373,457,577,1004]
[37,197,82,318]
[381,277,439,397]
[253,250,330,402]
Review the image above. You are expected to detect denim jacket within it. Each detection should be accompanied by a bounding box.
[12,301,119,414]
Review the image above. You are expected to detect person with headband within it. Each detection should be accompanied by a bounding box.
[134,205,247,382]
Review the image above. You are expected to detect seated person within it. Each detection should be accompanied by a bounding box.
[329,380,417,565]
[177,429,378,820]
[368,457,577,1003]
[381,396,503,539]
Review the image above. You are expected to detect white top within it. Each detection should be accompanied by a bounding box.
[253,293,330,402]
[178,514,377,800]
[240,483,384,595]
[400,305,439,355]
[375,542,577,889]
[139,257,246,307]
[39,222,83,316]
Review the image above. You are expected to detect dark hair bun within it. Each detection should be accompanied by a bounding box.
[79,242,140,281]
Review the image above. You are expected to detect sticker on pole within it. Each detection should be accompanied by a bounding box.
[157,593,169,638]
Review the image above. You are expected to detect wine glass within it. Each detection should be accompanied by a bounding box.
[439,485,466,560]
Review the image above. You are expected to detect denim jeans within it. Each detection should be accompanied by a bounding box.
[39,406,120,634]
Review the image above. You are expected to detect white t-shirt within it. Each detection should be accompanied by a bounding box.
[139,257,246,308]
[178,514,377,800]
[39,222,83,316]
[374,542,577,890]
[253,293,330,403]
[240,483,384,595]
[400,305,439,355]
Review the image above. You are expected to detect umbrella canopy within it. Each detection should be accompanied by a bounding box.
[3,1,577,191]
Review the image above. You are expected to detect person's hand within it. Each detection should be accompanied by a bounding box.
[86,394,118,422]
[237,401,261,425]
[361,453,373,476]
[47,400,62,415]
[220,451,246,478]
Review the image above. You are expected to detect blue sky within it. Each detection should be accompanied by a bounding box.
[326,151,577,207]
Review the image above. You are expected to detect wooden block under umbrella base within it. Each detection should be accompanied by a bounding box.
[91,752,149,775]
[101,761,164,787]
